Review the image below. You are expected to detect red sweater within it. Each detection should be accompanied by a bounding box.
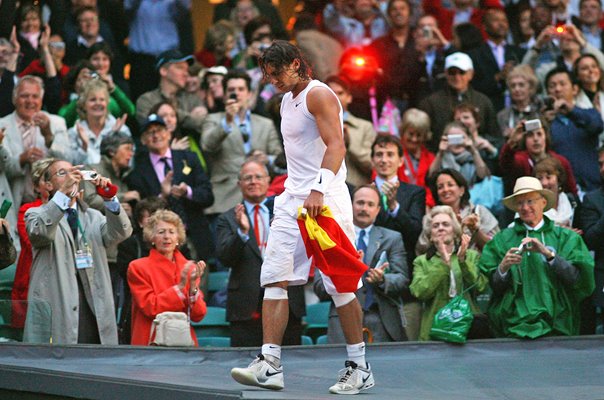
[128,249,207,346]
[397,146,436,208]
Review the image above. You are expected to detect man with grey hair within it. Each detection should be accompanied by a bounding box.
[0,75,69,208]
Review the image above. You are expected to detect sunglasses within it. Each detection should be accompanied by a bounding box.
[446,69,467,76]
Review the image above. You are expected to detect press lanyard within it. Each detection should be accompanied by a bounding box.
[75,217,89,248]
[402,149,418,184]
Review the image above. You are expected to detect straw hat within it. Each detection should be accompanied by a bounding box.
[502,176,556,211]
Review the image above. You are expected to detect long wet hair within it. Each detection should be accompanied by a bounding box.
[259,40,312,82]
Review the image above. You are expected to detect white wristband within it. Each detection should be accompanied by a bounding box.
[310,168,335,194]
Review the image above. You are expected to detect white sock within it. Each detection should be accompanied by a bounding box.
[262,343,281,366]
[346,342,366,368]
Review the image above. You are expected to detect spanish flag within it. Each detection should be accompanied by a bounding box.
[297,206,368,293]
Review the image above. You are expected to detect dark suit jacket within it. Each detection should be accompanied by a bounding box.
[314,225,409,342]
[126,149,214,258]
[578,187,604,306]
[216,197,306,322]
[469,42,525,112]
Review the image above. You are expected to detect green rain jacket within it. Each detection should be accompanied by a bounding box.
[480,217,594,338]
[410,248,486,341]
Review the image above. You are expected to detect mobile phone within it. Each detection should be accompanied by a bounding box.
[447,134,464,146]
[80,170,98,181]
[543,96,555,111]
[522,119,542,132]
[514,241,532,255]
[0,199,11,218]
[229,93,237,101]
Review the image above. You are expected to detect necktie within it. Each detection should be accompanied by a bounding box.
[67,208,78,240]
[381,193,388,211]
[239,123,250,143]
[253,204,265,255]
[357,230,374,310]
[160,157,171,177]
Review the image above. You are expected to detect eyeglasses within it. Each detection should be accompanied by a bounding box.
[240,174,268,182]
[515,196,543,209]
[49,169,68,178]
[446,69,466,76]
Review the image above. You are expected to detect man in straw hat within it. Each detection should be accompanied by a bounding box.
[479,176,594,338]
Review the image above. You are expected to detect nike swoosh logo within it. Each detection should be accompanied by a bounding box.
[318,174,322,184]
[266,370,282,377]
[362,375,370,384]
[295,102,302,107]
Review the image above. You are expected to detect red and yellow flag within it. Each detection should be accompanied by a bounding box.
[297,206,368,293]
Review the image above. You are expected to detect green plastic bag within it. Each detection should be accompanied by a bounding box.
[429,295,474,343]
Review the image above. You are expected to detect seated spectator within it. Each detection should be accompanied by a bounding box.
[423,0,486,40]
[127,209,207,346]
[574,53,604,143]
[136,50,206,137]
[201,70,282,216]
[523,23,604,86]
[200,66,227,114]
[431,168,500,252]
[232,16,272,71]
[480,176,595,338]
[533,157,580,228]
[322,0,389,48]
[116,197,168,344]
[573,0,603,52]
[87,42,130,98]
[24,158,132,344]
[428,121,491,186]
[194,20,235,68]
[19,28,69,114]
[83,132,138,213]
[511,5,534,50]
[66,79,131,165]
[314,185,409,343]
[497,65,541,139]
[453,103,500,174]
[216,160,305,346]
[409,205,486,341]
[543,67,603,191]
[16,5,43,73]
[419,52,499,152]
[326,75,376,187]
[126,114,214,260]
[59,60,135,128]
[396,108,436,207]
[577,144,604,334]
[0,76,69,208]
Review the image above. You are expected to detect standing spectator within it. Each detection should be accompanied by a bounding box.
[0,33,20,117]
[16,5,43,73]
[126,114,214,260]
[194,20,235,68]
[453,103,500,174]
[511,5,535,50]
[24,159,132,344]
[397,108,436,207]
[326,75,376,187]
[370,134,425,340]
[480,176,594,338]
[468,8,525,112]
[410,205,485,341]
[136,50,206,137]
[544,67,603,191]
[496,65,541,139]
[413,14,449,99]
[125,0,191,100]
[423,0,487,40]
[431,168,500,252]
[201,66,227,114]
[213,0,287,43]
[577,144,604,334]
[87,42,128,96]
[0,76,69,208]
[574,53,604,143]
[314,185,409,343]
[127,210,207,345]
[573,0,604,51]
[367,0,426,112]
[418,52,499,152]
[216,160,305,347]
[66,79,130,165]
[201,70,282,216]
[323,0,389,48]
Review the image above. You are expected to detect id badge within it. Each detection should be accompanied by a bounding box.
[75,248,94,269]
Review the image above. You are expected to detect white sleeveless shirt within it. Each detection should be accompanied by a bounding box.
[280,80,347,198]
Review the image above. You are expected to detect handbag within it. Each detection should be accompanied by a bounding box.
[469,175,504,214]
[149,311,195,347]
[429,295,474,343]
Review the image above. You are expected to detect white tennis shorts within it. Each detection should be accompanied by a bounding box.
[260,189,360,295]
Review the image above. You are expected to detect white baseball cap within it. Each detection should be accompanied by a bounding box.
[445,52,474,72]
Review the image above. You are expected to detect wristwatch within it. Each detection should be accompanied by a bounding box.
[546,249,556,262]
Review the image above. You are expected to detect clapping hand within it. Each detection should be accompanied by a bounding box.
[234,203,250,235]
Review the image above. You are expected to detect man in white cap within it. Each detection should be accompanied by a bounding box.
[418,51,499,152]
[479,176,594,339]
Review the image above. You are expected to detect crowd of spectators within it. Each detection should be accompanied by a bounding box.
[0,0,603,346]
